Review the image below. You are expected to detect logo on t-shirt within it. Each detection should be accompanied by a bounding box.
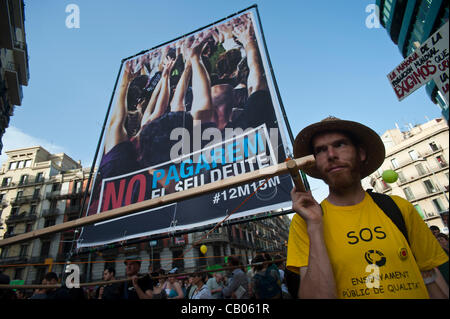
[364,250,386,267]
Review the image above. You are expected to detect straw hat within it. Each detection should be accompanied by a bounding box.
[293,116,385,179]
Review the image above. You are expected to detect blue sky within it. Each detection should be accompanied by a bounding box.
[2,0,445,202]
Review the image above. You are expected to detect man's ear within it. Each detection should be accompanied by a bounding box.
[358,146,367,163]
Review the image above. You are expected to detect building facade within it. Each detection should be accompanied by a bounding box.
[366,118,449,232]
[377,0,449,121]
[0,146,90,283]
[0,0,30,154]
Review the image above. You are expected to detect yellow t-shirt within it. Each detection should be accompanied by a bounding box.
[287,192,448,299]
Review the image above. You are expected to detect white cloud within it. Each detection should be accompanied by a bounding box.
[0,126,66,165]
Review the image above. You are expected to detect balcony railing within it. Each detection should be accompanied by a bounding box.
[41,208,60,217]
[192,231,229,244]
[0,255,29,265]
[409,187,448,202]
[10,195,41,205]
[6,212,37,224]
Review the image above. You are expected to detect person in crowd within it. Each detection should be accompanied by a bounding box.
[206,272,224,299]
[430,225,441,238]
[441,212,448,228]
[191,271,212,299]
[223,256,250,299]
[273,254,291,298]
[184,274,197,299]
[287,116,449,299]
[437,233,449,255]
[41,272,71,299]
[97,267,120,299]
[151,268,167,299]
[121,256,153,299]
[162,269,184,299]
[0,271,16,300]
[250,253,281,299]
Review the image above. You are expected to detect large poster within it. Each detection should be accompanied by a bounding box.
[78,8,293,248]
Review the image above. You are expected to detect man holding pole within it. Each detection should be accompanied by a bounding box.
[286,116,448,299]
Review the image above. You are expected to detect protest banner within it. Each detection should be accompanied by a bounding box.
[387,21,448,102]
[77,7,296,247]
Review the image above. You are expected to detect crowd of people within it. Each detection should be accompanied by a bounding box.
[0,253,297,300]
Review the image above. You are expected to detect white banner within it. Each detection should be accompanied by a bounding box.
[387,21,449,102]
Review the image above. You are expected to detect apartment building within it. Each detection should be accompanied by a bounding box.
[0,146,91,284]
[0,0,30,154]
[367,118,449,232]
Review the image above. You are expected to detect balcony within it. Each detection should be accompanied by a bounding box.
[6,212,37,224]
[0,255,29,265]
[16,176,45,187]
[13,43,29,86]
[3,63,22,106]
[11,195,41,205]
[41,208,60,218]
[192,231,229,244]
[409,187,449,203]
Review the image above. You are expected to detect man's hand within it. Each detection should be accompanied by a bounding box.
[131,275,139,289]
[290,187,323,227]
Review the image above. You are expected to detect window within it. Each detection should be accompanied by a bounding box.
[52,183,60,192]
[30,205,37,215]
[6,226,14,236]
[15,191,23,201]
[391,158,399,169]
[429,142,439,152]
[432,198,445,213]
[32,188,40,200]
[436,155,447,168]
[25,160,31,168]
[423,180,436,194]
[9,162,17,170]
[50,200,57,211]
[397,171,406,183]
[381,180,390,190]
[19,244,28,257]
[408,150,419,161]
[403,187,414,201]
[1,177,12,187]
[74,181,82,194]
[17,161,25,169]
[11,207,19,216]
[415,163,427,176]
[26,223,32,232]
[414,204,425,219]
[35,172,44,183]
[19,175,28,185]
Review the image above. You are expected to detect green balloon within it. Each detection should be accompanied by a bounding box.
[382,170,398,183]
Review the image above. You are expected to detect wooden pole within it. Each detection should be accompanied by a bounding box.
[286,159,306,192]
[0,156,314,248]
